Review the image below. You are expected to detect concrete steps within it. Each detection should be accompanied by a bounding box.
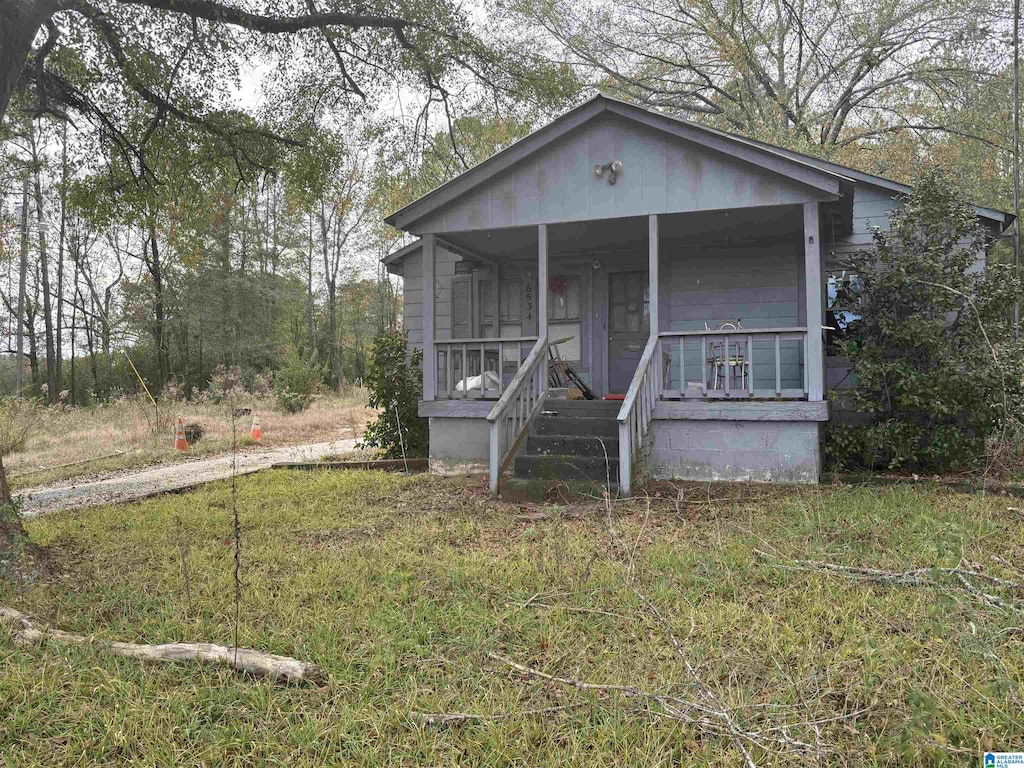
[526,434,618,457]
[511,399,620,489]
[514,454,619,482]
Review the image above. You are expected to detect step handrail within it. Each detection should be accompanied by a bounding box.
[616,335,661,496]
[486,335,549,497]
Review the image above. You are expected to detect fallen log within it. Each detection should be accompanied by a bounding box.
[0,607,325,685]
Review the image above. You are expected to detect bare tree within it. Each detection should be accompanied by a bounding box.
[513,0,1005,155]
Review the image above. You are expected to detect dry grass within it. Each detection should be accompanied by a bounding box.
[8,389,374,488]
[2,473,1022,765]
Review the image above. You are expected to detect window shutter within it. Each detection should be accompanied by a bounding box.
[500,280,521,322]
[452,276,472,338]
[479,279,496,329]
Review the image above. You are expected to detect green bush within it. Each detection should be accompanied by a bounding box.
[824,168,1024,472]
[272,355,323,414]
[359,330,427,459]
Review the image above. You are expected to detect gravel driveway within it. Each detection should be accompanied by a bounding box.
[18,439,357,517]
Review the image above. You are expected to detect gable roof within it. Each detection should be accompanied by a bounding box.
[384,93,1012,252]
[385,94,855,232]
[733,135,1010,226]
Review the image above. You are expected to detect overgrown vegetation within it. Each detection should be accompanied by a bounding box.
[5,391,372,489]
[825,169,1024,473]
[1,472,1022,764]
[272,355,324,414]
[359,330,427,459]
[0,398,41,580]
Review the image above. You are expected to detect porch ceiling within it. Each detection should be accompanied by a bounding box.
[440,205,804,261]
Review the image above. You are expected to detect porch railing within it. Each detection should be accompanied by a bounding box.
[658,327,808,399]
[616,326,809,496]
[486,336,548,497]
[616,336,661,497]
[434,336,538,399]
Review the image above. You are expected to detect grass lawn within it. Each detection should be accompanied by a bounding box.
[2,472,1022,765]
[8,391,372,489]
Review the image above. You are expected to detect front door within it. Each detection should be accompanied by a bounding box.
[607,271,649,395]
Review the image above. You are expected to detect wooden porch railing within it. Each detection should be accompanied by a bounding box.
[658,327,809,399]
[434,336,538,400]
[616,335,661,497]
[486,336,548,496]
[616,327,809,496]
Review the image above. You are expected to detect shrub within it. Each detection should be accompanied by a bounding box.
[273,355,323,413]
[359,330,427,459]
[205,364,242,404]
[824,168,1024,472]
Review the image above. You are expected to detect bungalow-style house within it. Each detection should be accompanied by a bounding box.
[383,94,1011,496]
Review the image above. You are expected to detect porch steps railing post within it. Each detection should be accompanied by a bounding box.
[616,335,661,497]
[486,336,548,497]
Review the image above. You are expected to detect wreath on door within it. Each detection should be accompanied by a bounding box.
[549,275,568,294]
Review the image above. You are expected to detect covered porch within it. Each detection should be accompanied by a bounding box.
[420,203,824,404]
[411,202,828,494]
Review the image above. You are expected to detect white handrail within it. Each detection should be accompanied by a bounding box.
[486,336,549,497]
[433,336,538,400]
[658,327,808,399]
[616,335,660,497]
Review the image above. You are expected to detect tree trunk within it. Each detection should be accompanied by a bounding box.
[70,254,80,403]
[0,607,325,685]
[30,129,58,403]
[306,213,315,357]
[54,122,68,397]
[0,0,59,124]
[147,224,169,384]
[0,454,11,505]
[25,295,40,388]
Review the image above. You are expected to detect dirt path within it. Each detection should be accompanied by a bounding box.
[18,439,357,517]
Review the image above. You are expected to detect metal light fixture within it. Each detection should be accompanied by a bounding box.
[593,159,623,185]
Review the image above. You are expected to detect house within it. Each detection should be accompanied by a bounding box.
[382,94,1011,496]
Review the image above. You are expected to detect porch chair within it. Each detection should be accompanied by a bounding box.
[705,321,749,392]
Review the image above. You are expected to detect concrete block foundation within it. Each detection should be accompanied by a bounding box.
[647,419,821,483]
[428,417,490,475]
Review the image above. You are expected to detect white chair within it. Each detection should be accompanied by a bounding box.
[706,321,748,391]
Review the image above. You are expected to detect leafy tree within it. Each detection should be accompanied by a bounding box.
[359,329,426,458]
[285,128,371,388]
[507,0,1005,173]
[2,0,576,177]
[825,169,1024,472]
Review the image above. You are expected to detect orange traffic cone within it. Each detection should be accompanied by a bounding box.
[250,415,262,444]
[173,416,188,452]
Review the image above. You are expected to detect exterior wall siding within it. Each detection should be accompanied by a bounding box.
[662,243,804,391]
[402,252,424,351]
[827,182,899,270]
[412,113,832,234]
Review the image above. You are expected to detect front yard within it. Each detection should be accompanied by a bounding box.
[1,472,1021,765]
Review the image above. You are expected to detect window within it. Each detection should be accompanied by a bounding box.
[500,281,522,323]
[548,275,581,321]
[826,270,861,353]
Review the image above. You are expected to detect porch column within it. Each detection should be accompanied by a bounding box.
[538,224,548,339]
[422,233,436,401]
[648,214,659,336]
[803,203,824,401]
